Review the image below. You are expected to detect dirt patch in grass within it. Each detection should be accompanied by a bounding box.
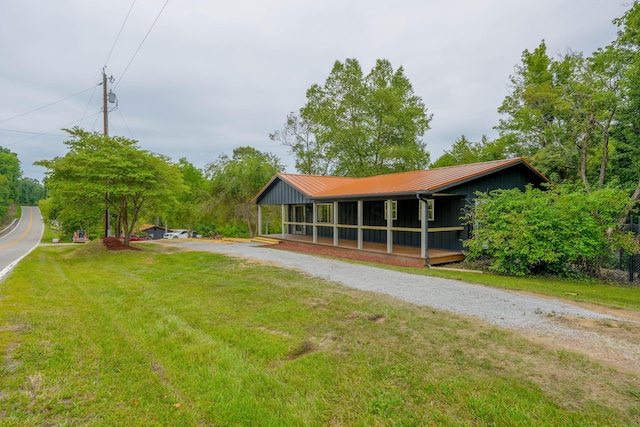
[102,237,140,251]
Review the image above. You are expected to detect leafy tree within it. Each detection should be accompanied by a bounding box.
[464,185,639,276]
[0,174,11,220]
[496,42,621,188]
[162,158,208,234]
[36,128,186,245]
[431,135,508,168]
[16,177,45,205]
[269,113,329,175]
[0,147,21,219]
[610,1,640,212]
[274,58,431,177]
[206,146,283,237]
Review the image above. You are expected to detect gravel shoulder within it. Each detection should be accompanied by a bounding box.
[170,239,640,375]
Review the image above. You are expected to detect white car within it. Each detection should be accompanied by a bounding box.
[162,229,189,239]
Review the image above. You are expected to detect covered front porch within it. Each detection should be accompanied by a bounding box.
[257,198,467,267]
[258,233,465,266]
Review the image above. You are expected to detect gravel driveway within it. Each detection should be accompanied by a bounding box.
[177,240,640,373]
[179,241,616,329]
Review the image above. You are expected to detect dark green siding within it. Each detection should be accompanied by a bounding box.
[258,179,311,205]
[258,162,546,252]
[443,164,545,199]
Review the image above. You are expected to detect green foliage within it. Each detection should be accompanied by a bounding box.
[431,135,508,168]
[0,174,11,220]
[496,40,624,190]
[610,4,640,208]
[206,146,283,237]
[0,146,44,221]
[274,58,431,177]
[0,147,21,219]
[465,185,640,276]
[269,113,327,175]
[35,128,186,244]
[216,221,248,238]
[493,4,640,214]
[163,158,208,232]
[1,246,638,425]
[15,177,44,205]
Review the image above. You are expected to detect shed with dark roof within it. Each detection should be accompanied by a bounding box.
[252,158,548,265]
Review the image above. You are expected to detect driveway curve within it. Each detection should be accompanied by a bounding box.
[175,240,640,373]
[178,241,615,329]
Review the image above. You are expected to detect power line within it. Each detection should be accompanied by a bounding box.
[0,128,67,137]
[5,111,101,147]
[79,78,101,129]
[104,0,137,67]
[0,86,96,124]
[114,0,170,89]
[116,106,134,139]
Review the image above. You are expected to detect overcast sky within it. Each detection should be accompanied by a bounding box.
[0,0,631,182]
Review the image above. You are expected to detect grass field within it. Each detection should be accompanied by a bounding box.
[0,241,639,426]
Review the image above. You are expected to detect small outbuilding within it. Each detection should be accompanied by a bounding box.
[252,158,548,265]
[139,225,170,240]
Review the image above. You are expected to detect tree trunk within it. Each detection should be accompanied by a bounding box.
[598,109,615,187]
[579,138,590,192]
[247,218,254,238]
[625,179,640,216]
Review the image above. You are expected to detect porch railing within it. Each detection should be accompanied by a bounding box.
[282,221,464,234]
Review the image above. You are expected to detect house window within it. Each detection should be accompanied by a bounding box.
[419,199,435,221]
[316,203,333,223]
[384,200,397,221]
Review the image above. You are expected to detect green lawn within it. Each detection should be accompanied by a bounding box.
[0,242,638,426]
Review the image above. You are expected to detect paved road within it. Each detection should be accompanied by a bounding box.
[0,206,44,280]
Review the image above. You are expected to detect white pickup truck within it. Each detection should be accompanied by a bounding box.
[162,229,189,239]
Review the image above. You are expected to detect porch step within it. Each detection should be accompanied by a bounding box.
[252,236,281,245]
[429,252,466,266]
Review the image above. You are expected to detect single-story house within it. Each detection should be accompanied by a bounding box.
[252,158,548,266]
[139,225,170,240]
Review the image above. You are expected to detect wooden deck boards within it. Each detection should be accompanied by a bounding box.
[263,234,465,266]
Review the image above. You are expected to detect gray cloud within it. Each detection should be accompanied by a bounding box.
[0,0,627,181]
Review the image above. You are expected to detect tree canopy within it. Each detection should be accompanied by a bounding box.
[36,128,186,245]
[430,135,508,168]
[272,58,431,177]
[492,2,640,213]
[0,147,20,219]
[206,146,283,237]
[0,146,44,221]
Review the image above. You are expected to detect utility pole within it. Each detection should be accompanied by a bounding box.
[103,69,109,136]
[102,68,115,237]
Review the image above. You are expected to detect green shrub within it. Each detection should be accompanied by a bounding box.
[217,222,249,238]
[464,185,639,276]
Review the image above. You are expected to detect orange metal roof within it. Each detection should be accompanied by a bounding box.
[254,158,546,202]
[277,174,358,196]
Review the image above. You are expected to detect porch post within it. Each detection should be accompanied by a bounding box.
[357,200,363,250]
[386,199,393,254]
[420,199,427,258]
[424,200,430,267]
[281,204,286,239]
[257,204,262,236]
[312,202,318,243]
[333,201,339,246]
